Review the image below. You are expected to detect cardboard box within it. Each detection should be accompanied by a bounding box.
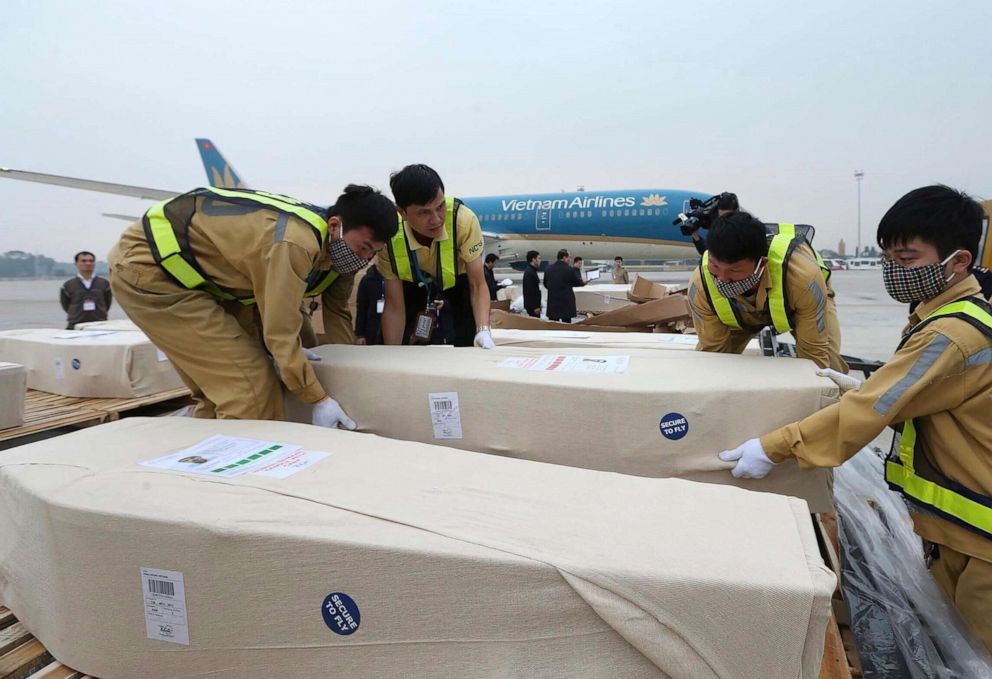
[574,284,635,314]
[0,417,834,678]
[576,292,692,327]
[289,345,838,512]
[0,329,184,398]
[490,309,649,333]
[627,274,674,302]
[0,362,26,429]
[492,328,762,354]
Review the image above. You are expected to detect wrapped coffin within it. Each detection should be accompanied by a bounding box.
[290,345,838,512]
[0,329,184,398]
[0,362,26,429]
[73,319,142,331]
[0,417,835,678]
[492,328,762,354]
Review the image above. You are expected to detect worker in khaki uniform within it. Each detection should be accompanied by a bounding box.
[688,211,847,372]
[378,164,493,348]
[108,185,397,426]
[720,186,992,651]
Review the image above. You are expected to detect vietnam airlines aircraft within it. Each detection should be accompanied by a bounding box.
[1,139,711,264]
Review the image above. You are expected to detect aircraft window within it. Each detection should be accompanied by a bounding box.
[566,211,572,218]
[609,210,615,217]
[586,211,592,217]
[639,209,645,216]
[654,208,661,215]
[601,210,607,217]
[624,209,630,216]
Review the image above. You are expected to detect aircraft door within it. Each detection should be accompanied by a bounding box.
[536,208,551,231]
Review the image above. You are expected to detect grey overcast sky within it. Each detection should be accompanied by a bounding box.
[1,0,989,261]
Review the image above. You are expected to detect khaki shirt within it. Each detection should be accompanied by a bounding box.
[762,276,992,562]
[114,194,332,404]
[612,264,629,284]
[687,243,847,372]
[377,202,484,281]
[307,248,357,344]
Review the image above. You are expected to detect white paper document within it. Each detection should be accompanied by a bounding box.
[140,435,303,478]
[49,330,116,339]
[428,391,463,439]
[498,354,630,374]
[251,450,331,479]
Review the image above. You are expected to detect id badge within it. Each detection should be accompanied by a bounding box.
[82,299,96,311]
[412,311,436,343]
[376,298,385,314]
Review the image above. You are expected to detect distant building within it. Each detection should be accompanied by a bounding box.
[838,238,846,257]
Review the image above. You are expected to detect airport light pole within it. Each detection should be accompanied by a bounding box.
[854,170,864,256]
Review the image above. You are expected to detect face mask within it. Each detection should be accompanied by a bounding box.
[714,260,764,298]
[882,250,960,304]
[327,237,371,274]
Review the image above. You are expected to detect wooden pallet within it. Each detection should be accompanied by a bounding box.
[0,388,192,443]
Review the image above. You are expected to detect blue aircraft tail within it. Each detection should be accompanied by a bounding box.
[195,138,246,189]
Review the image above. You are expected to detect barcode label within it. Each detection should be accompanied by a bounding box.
[428,392,462,440]
[147,578,175,596]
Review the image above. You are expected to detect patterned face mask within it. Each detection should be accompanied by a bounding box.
[882,250,960,304]
[714,260,765,299]
[327,237,371,274]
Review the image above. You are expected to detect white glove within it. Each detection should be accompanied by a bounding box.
[474,328,495,349]
[303,347,322,361]
[312,397,356,430]
[718,438,775,479]
[499,278,513,287]
[815,367,861,394]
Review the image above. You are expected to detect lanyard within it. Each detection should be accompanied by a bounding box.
[405,231,442,301]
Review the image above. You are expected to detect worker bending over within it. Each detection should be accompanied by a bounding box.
[688,211,847,371]
[108,185,397,426]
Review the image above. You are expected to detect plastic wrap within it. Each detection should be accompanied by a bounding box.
[835,448,992,677]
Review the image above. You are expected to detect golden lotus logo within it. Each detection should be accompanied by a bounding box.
[640,194,668,207]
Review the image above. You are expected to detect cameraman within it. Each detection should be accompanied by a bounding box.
[689,193,739,255]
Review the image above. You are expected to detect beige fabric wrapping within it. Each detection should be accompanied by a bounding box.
[492,328,762,354]
[0,329,183,398]
[289,345,837,512]
[73,320,142,331]
[0,417,834,678]
[0,362,26,429]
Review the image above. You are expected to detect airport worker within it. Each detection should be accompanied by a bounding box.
[522,250,542,317]
[108,184,397,425]
[354,264,386,345]
[378,164,493,348]
[544,248,585,322]
[687,210,847,372]
[60,250,113,329]
[612,256,629,284]
[719,185,992,651]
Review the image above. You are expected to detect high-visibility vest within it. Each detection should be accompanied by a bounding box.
[143,187,333,305]
[387,197,460,291]
[884,296,992,540]
[700,223,829,334]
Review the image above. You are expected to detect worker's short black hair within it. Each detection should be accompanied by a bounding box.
[526,250,540,263]
[389,164,445,209]
[329,184,398,243]
[705,211,767,264]
[614,256,623,262]
[876,185,984,264]
[573,256,583,264]
[716,193,739,211]
[74,251,95,262]
[556,249,569,261]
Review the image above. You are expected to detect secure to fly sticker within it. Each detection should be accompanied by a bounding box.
[659,412,689,440]
[322,592,361,635]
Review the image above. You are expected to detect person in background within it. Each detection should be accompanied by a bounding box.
[483,253,510,301]
[60,251,112,329]
[691,192,739,256]
[354,264,386,345]
[522,250,542,318]
[544,249,584,322]
[612,256,629,284]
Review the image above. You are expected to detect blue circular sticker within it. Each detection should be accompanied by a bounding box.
[71,358,81,370]
[659,412,689,440]
[321,592,360,635]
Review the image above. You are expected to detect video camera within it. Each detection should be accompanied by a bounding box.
[672,192,737,236]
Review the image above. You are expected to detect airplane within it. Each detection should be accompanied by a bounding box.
[1,140,711,267]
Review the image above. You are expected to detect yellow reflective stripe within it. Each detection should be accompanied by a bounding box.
[899,420,917,471]
[390,214,412,281]
[202,187,328,242]
[305,270,339,297]
[700,252,741,329]
[767,225,793,334]
[886,460,992,536]
[439,197,456,289]
[926,300,992,328]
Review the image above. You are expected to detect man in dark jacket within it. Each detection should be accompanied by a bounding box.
[60,251,112,329]
[543,249,584,322]
[354,264,386,345]
[522,250,542,317]
[483,253,502,301]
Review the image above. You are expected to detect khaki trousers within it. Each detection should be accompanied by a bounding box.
[108,248,284,420]
[930,543,992,653]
